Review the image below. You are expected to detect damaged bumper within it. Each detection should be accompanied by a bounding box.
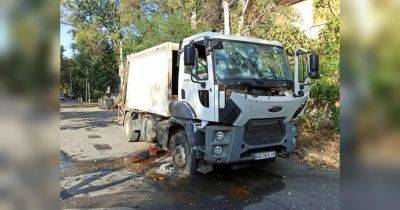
[203,120,297,164]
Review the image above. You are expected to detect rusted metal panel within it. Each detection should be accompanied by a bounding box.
[125,42,179,117]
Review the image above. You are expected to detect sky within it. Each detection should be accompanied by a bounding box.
[60,23,74,58]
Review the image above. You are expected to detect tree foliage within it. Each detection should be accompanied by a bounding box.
[60,46,72,95]
[61,0,121,100]
[307,0,340,129]
[120,1,198,54]
[60,0,340,128]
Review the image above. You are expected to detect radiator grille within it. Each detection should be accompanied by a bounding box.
[244,118,285,145]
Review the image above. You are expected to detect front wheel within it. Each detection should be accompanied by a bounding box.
[170,130,198,175]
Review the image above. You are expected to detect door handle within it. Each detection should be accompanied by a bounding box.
[181,89,185,99]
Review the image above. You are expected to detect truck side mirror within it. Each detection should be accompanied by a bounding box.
[309,54,320,79]
[184,45,195,66]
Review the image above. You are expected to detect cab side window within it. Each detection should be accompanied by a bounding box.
[298,55,307,83]
[193,42,208,80]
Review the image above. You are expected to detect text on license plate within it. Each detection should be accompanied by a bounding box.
[254,151,276,160]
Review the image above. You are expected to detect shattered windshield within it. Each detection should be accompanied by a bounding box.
[213,41,293,82]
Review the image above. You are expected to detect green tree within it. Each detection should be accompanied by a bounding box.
[60,0,340,129]
[159,0,224,31]
[60,45,73,96]
[62,0,121,100]
[308,0,340,128]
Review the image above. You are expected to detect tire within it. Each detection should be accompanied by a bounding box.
[170,130,198,175]
[124,116,139,142]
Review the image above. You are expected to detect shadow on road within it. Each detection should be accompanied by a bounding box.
[60,170,142,201]
[60,110,117,130]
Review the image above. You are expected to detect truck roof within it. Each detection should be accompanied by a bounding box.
[183,32,283,47]
[127,42,179,61]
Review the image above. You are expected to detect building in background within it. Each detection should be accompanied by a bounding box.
[281,0,326,39]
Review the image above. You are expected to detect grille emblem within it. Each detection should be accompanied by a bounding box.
[268,106,283,112]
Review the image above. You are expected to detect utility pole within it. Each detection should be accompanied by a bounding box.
[85,68,88,102]
[222,0,230,35]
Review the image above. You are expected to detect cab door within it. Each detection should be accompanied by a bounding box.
[178,39,217,122]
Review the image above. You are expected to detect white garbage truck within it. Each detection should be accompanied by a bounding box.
[120,32,319,175]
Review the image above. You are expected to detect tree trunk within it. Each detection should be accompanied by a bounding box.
[237,0,251,35]
[191,11,197,30]
[222,0,230,35]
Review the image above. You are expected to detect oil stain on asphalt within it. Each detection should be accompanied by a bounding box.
[145,167,285,209]
[60,151,286,209]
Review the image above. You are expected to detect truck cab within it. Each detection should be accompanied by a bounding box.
[169,32,319,174]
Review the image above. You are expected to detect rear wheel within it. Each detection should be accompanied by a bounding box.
[170,130,198,175]
[124,115,139,142]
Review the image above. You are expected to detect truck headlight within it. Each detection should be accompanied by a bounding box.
[213,146,223,155]
[215,131,224,141]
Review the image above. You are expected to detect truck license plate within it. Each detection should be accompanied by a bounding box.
[254,151,276,160]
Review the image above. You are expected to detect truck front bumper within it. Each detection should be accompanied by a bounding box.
[203,122,297,164]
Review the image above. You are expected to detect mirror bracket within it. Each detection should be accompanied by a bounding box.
[294,91,304,97]
[190,75,206,88]
[200,82,206,88]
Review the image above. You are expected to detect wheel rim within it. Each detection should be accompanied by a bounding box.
[174,144,186,168]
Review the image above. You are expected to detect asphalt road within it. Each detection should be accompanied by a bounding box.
[60,102,339,209]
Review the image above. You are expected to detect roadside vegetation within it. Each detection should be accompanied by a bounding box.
[60,0,340,170]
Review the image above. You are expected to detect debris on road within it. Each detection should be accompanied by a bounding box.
[154,162,174,175]
[149,145,158,157]
[145,172,166,180]
[155,153,172,164]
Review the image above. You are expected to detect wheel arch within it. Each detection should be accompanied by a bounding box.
[160,117,197,151]
[167,123,185,149]
[170,101,197,119]
[123,110,138,126]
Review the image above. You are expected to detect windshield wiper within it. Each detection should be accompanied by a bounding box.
[260,63,280,80]
[237,80,258,86]
[263,74,278,80]
[231,78,264,86]
[250,78,268,85]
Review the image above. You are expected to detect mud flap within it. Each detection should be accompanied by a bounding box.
[197,159,213,174]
